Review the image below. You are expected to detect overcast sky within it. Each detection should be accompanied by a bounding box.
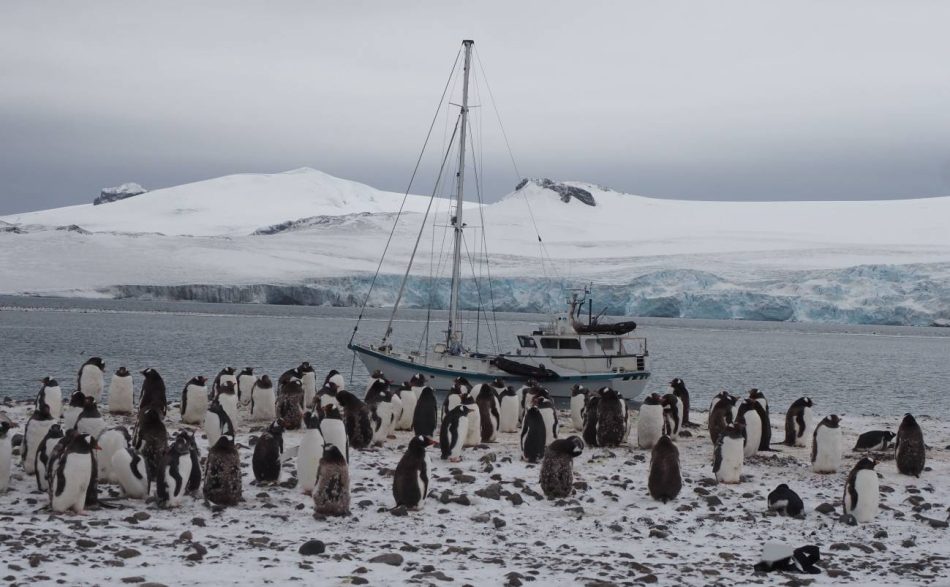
[2,0,950,214]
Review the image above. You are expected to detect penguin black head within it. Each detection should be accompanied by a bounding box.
[170,433,191,455]
[901,413,918,427]
[190,375,208,386]
[220,367,236,376]
[748,388,764,400]
[803,397,813,407]
[180,429,198,449]
[298,362,314,373]
[492,377,505,388]
[257,375,273,388]
[115,367,129,377]
[322,444,347,465]
[854,457,877,471]
[824,414,841,428]
[240,367,254,376]
[324,369,341,385]
[669,378,684,388]
[268,419,286,436]
[571,385,588,397]
[213,436,236,452]
[41,376,59,387]
[454,376,471,390]
[141,368,162,381]
[85,357,105,370]
[82,395,98,410]
[69,391,86,407]
[644,393,662,405]
[409,373,426,386]
[408,434,439,453]
[303,411,322,429]
[551,435,585,457]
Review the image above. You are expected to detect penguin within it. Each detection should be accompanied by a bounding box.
[250,375,277,422]
[412,386,438,437]
[569,385,588,432]
[783,397,813,447]
[811,414,842,474]
[111,447,150,499]
[319,404,349,462]
[394,382,418,431]
[182,430,202,494]
[536,396,559,447]
[203,436,242,506]
[582,392,601,448]
[133,407,168,481]
[296,362,317,409]
[365,379,394,446]
[212,366,237,400]
[22,404,55,475]
[36,377,63,420]
[637,393,664,449]
[476,383,501,443]
[204,401,235,449]
[708,392,736,445]
[34,423,64,492]
[440,405,471,462]
[462,393,481,447]
[49,433,98,514]
[0,421,14,492]
[749,387,769,413]
[237,367,256,406]
[746,389,772,451]
[596,387,628,447]
[157,432,192,507]
[42,429,75,493]
[75,395,106,438]
[736,398,763,459]
[95,426,131,484]
[669,378,696,428]
[323,369,346,394]
[180,375,209,425]
[540,436,584,499]
[519,382,544,418]
[215,381,240,430]
[297,411,325,494]
[713,422,745,484]
[336,390,373,450]
[442,383,465,421]
[520,402,547,463]
[895,413,926,477]
[661,393,681,438]
[138,368,168,417]
[278,366,301,388]
[313,445,350,516]
[276,378,305,430]
[767,483,804,517]
[497,385,521,433]
[853,430,896,452]
[77,357,105,402]
[107,367,134,414]
[63,391,86,431]
[648,434,682,503]
[314,381,340,411]
[843,457,879,523]
[252,419,285,483]
[393,434,439,510]
[754,544,822,575]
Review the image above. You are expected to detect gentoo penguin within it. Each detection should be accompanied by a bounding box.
[394,382,418,431]
[297,411,325,494]
[497,385,521,433]
[203,436,242,506]
[747,389,772,451]
[76,395,106,439]
[36,377,63,420]
[320,404,349,462]
[754,544,822,575]
[365,379,394,446]
[22,404,55,475]
[77,357,105,402]
[669,378,695,427]
[412,386,439,438]
[336,390,373,450]
[476,384,501,443]
[107,367,134,414]
[537,396,559,447]
[520,402,547,463]
[41,429,74,493]
[95,426,131,484]
[111,447,150,499]
[180,375,209,425]
[462,393,481,447]
[648,434,682,503]
[133,407,168,480]
[204,401,235,449]
[708,391,736,444]
[895,413,926,477]
[661,393,681,438]
[138,368,168,417]
[783,397,814,447]
[63,391,86,431]
[313,445,350,516]
[252,419,285,483]
[216,381,240,430]
[637,393,664,449]
[49,433,98,514]
[0,421,13,492]
[540,436,584,499]
[250,375,277,422]
[843,457,879,523]
[34,424,64,492]
[276,378,304,430]
[393,434,439,510]
[237,367,256,406]
[297,362,317,408]
[811,414,842,474]
[440,405,471,462]
[212,367,237,400]
[570,385,588,432]
[853,430,896,452]
[736,398,763,459]
[767,484,804,517]
[713,422,745,484]
[157,432,192,507]
[182,430,202,494]
[596,387,628,447]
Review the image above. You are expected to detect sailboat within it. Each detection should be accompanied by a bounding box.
[348,40,651,399]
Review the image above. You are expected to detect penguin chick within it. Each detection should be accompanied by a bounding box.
[540,436,584,499]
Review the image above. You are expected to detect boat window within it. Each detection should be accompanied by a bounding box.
[559,338,582,350]
[518,336,537,349]
[539,338,558,349]
[598,339,615,351]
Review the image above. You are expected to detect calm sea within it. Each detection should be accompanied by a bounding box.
[1,295,948,417]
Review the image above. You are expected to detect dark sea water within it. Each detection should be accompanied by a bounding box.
[1,295,948,417]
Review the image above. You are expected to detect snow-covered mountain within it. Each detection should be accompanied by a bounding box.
[2,168,949,326]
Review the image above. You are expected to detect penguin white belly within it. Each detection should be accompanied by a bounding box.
[80,368,104,401]
[798,406,814,447]
[637,405,664,449]
[24,420,54,474]
[182,385,209,424]
[35,437,60,491]
[300,373,317,408]
[540,408,558,446]
[716,437,744,484]
[0,435,11,492]
[743,412,762,458]
[297,430,325,494]
[218,395,239,429]
[163,458,192,506]
[112,449,149,499]
[516,387,528,422]
[850,469,880,523]
[77,417,106,440]
[43,387,63,419]
[204,412,223,448]
[812,426,841,473]
[396,391,417,430]
[498,396,520,433]
[416,453,432,510]
[108,377,134,414]
[452,415,469,459]
[238,374,257,406]
[96,430,129,483]
[52,454,92,513]
[372,402,392,445]
[63,408,82,432]
[320,421,348,461]
[388,394,403,436]
[251,387,276,421]
[570,395,586,431]
[465,405,481,446]
[445,395,461,417]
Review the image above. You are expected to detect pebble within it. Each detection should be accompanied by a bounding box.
[369,553,404,566]
[298,540,326,556]
[116,548,141,559]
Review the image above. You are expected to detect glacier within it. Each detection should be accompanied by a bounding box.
[2,169,949,326]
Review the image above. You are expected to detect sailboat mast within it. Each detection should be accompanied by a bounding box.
[446,39,473,351]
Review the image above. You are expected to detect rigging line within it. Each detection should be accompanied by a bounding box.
[382,113,462,345]
[348,46,462,347]
[468,120,500,354]
[461,229,497,353]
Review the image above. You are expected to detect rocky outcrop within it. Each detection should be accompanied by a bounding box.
[516,178,597,206]
[94,183,147,205]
